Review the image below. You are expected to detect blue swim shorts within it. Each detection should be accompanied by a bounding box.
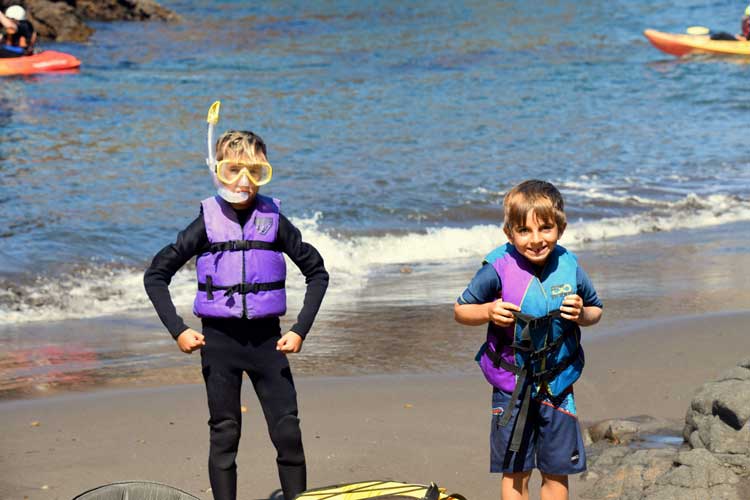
[490,387,587,475]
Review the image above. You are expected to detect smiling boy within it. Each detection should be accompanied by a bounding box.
[454,180,602,500]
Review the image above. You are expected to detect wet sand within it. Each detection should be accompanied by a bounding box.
[2,310,748,500]
[2,224,750,499]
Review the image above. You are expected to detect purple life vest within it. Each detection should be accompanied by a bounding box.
[193,195,287,319]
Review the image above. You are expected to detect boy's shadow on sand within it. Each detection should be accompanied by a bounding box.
[251,489,284,500]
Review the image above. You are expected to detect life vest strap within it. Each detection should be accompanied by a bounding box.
[198,279,285,298]
[208,240,279,253]
[488,309,579,452]
[487,310,576,373]
[529,349,579,383]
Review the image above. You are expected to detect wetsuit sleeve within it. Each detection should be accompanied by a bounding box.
[143,215,208,339]
[277,214,329,338]
[456,263,502,305]
[577,267,603,308]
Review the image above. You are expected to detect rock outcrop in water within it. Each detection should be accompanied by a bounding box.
[579,358,750,500]
[0,1,179,42]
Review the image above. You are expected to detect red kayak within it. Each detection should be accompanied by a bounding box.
[0,50,81,76]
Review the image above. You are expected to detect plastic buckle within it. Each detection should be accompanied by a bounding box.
[529,316,547,329]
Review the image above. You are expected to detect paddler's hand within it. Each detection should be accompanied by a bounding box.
[176,328,206,354]
[488,300,520,327]
[560,294,584,323]
[277,331,303,354]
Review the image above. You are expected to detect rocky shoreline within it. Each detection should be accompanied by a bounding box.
[579,359,750,500]
[0,0,178,42]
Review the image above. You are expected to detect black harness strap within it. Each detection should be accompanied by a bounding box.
[208,240,279,253]
[486,309,580,452]
[205,275,214,300]
[198,279,285,298]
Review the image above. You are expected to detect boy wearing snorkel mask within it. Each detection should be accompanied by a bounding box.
[144,102,329,500]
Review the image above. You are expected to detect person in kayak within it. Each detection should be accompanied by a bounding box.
[740,5,750,40]
[454,180,602,500]
[0,5,36,58]
[144,102,329,500]
[708,5,750,40]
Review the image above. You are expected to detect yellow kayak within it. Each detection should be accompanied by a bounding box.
[644,29,750,57]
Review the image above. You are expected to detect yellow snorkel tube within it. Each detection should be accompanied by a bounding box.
[206,100,221,169]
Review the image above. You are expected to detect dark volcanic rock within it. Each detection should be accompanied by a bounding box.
[18,1,92,42]
[0,0,178,42]
[579,359,750,500]
[684,358,750,453]
[589,418,641,444]
[580,447,674,500]
[74,0,179,22]
[587,415,675,445]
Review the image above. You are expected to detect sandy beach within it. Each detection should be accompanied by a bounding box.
[2,310,748,500]
[3,1,750,499]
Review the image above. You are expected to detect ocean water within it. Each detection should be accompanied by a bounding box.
[1,0,749,397]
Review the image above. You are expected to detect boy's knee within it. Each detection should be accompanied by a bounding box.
[502,472,531,496]
[504,471,531,483]
[210,419,241,452]
[540,472,569,497]
[270,414,304,465]
[541,472,568,485]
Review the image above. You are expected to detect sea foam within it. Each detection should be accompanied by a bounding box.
[1,192,748,324]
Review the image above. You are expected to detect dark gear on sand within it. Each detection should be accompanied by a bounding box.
[73,481,201,500]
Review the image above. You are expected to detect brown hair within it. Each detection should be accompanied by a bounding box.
[503,179,567,233]
[215,130,268,162]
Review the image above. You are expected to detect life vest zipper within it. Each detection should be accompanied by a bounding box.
[241,215,248,319]
[241,244,247,318]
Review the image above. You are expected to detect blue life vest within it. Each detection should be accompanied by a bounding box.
[480,243,583,397]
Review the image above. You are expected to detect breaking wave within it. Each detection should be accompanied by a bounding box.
[1,192,748,324]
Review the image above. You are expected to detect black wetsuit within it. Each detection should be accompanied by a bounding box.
[144,201,329,500]
[0,20,34,58]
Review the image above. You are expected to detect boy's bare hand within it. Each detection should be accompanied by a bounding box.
[488,300,521,327]
[277,331,303,354]
[176,328,206,354]
[560,294,584,323]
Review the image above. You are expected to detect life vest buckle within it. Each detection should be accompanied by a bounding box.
[223,282,258,297]
[527,316,550,329]
[229,240,251,251]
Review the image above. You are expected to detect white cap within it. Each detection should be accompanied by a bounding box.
[5,5,26,21]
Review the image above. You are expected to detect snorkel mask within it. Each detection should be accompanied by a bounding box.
[205,101,273,203]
